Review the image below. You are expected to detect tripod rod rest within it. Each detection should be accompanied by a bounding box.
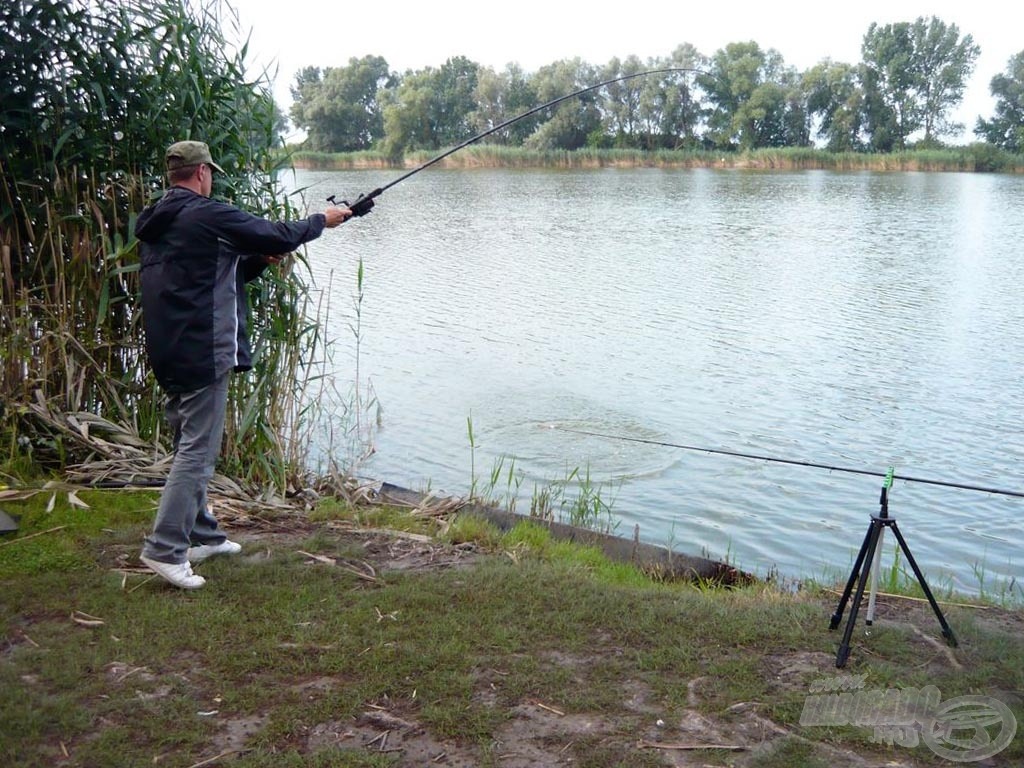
[878,466,894,517]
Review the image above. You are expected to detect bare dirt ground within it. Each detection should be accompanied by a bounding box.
[92,504,1022,767]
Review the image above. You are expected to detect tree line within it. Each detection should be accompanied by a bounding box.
[289,17,1024,156]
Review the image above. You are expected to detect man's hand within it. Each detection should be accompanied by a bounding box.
[324,206,352,228]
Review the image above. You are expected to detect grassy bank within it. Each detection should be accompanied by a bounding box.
[2,488,1022,767]
[289,145,1024,174]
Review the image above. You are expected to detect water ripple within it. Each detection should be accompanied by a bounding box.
[292,167,1024,595]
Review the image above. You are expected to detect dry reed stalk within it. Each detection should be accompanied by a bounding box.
[637,740,746,751]
[0,525,68,548]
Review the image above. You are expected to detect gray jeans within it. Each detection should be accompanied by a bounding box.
[142,373,230,564]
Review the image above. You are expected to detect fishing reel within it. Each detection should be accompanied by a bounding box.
[327,189,379,217]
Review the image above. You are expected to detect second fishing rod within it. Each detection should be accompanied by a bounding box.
[326,67,708,216]
[552,425,1024,500]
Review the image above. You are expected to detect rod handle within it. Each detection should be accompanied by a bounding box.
[327,188,381,217]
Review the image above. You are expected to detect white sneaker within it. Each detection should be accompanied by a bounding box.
[140,556,206,589]
[187,539,242,563]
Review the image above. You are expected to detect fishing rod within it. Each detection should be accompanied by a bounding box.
[327,67,707,216]
[553,426,1024,499]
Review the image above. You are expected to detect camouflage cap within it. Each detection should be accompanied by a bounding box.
[165,140,225,173]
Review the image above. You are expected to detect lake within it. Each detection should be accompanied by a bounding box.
[289,166,1024,597]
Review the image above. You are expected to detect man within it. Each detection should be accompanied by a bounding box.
[135,140,351,589]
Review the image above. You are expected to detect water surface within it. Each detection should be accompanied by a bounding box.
[292,167,1024,595]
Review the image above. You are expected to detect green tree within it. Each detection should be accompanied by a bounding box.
[698,42,797,150]
[432,55,481,146]
[860,21,919,151]
[861,17,978,150]
[975,50,1024,152]
[598,54,707,150]
[742,76,809,148]
[381,56,480,155]
[778,78,813,147]
[470,63,540,145]
[381,70,435,157]
[289,55,392,151]
[524,58,602,150]
[502,64,542,145]
[289,65,322,102]
[600,55,647,147]
[804,60,865,151]
[651,45,710,149]
[911,17,979,144]
[655,44,712,150]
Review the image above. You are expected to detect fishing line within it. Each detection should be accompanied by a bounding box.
[552,426,1024,499]
[328,67,709,215]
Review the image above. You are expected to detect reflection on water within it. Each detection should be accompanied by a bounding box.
[291,167,1024,595]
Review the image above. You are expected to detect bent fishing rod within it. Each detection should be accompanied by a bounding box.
[327,67,707,216]
[553,426,1024,499]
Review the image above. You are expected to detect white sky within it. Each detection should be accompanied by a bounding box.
[226,0,1022,144]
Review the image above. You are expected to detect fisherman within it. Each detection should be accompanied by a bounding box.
[135,140,351,589]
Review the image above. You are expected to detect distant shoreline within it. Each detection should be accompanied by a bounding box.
[288,145,1024,174]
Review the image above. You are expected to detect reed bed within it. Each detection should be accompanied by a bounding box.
[1,0,334,492]
[293,144,1024,173]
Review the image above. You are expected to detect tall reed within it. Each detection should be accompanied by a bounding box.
[0,0,325,489]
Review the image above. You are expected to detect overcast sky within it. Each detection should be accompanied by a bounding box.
[226,0,1021,143]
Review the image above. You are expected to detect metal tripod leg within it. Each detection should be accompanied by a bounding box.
[834,516,884,668]
[866,524,886,626]
[831,514,958,668]
[830,519,874,631]
[888,521,958,647]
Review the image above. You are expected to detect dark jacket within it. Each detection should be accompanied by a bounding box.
[135,187,326,393]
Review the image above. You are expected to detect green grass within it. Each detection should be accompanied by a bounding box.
[807,544,1023,610]
[2,490,1022,767]
[0,489,156,578]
